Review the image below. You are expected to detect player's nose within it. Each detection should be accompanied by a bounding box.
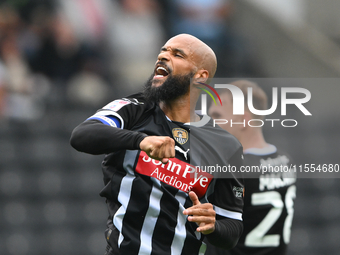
[157,50,170,62]
[208,107,215,117]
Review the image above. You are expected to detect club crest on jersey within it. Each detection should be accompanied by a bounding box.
[172,128,188,145]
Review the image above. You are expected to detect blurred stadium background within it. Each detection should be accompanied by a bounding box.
[0,0,339,254]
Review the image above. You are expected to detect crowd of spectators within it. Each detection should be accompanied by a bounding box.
[0,0,256,122]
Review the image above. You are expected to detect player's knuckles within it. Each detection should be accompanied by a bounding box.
[148,151,162,161]
[195,204,214,213]
[148,150,157,157]
[202,205,215,216]
[169,138,175,146]
[190,216,214,223]
[204,203,214,209]
[154,140,164,149]
[204,217,215,223]
[207,207,216,216]
[200,223,214,230]
[191,208,212,216]
[169,147,175,157]
[166,139,175,149]
[164,147,173,156]
[162,136,172,144]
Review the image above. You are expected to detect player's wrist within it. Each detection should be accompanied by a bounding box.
[137,133,149,150]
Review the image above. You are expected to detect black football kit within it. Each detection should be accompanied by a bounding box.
[70,93,245,255]
[205,145,296,255]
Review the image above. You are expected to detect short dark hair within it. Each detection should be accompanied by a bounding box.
[218,80,268,120]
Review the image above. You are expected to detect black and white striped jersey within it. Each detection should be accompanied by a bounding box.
[206,145,296,255]
[87,93,244,255]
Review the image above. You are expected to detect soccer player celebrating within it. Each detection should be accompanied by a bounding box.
[207,80,296,255]
[70,34,244,255]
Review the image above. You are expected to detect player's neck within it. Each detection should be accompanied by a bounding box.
[240,129,269,151]
[159,94,198,123]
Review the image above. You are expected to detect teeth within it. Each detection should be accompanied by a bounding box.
[157,67,168,73]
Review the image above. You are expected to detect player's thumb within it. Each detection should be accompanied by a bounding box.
[188,191,200,206]
[161,158,169,164]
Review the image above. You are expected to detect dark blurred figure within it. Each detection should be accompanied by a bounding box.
[105,0,165,97]
[0,0,112,113]
[160,0,261,77]
[207,80,297,255]
[0,3,51,120]
[26,3,103,86]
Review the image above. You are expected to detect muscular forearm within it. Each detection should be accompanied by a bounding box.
[70,120,147,155]
[206,217,243,250]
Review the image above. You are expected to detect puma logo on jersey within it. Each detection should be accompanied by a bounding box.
[175,146,190,160]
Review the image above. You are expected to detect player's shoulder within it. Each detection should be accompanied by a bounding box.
[102,92,154,112]
[196,118,243,159]
[207,118,242,148]
[244,144,293,165]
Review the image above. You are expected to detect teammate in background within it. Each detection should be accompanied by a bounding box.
[207,80,296,255]
[70,34,244,255]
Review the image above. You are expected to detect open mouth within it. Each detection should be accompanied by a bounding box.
[154,65,169,78]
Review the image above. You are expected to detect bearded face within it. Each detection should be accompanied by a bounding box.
[143,71,194,103]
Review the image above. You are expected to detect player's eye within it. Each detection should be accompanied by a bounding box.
[211,113,221,119]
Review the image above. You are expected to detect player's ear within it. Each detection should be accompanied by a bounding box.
[194,69,209,83]
[243,110,253,127]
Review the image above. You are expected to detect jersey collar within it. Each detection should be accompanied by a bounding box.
[244,144,277,156]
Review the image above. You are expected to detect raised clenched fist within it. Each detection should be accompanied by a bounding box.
[139,136,175,164]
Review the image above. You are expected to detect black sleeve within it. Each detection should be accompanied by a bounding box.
[204,145,244,252]
[206,217,243,250]
[70,119,148,155]
[208,146,244,215]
